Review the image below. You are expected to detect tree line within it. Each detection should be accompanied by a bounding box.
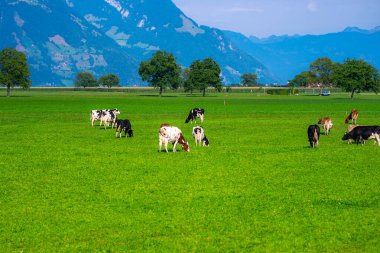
[288,57,380,98]
[1,47,379,98]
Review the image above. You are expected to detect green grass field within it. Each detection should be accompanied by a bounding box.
[1,90,380,252]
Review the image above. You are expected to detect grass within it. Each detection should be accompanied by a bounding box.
[1,90,380,252]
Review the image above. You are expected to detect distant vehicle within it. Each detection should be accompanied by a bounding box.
[320,90,331,96]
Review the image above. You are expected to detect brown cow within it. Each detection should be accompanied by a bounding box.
[345,109,359,125]
[318,117,333,135]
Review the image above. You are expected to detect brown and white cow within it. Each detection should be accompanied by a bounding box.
[318,117,333,135]
[345,109,359,125]
[159,125,190,153]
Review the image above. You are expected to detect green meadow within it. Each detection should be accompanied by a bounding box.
[1,90,380,252]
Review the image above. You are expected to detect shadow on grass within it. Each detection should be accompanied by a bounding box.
[185,94,218,97]
[313,198,377,208]
[0,95,32,98]
[138,94,178,98]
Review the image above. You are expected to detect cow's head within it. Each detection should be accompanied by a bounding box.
[127,129,133,138]
[202,136,209,147]
[342,132,352,140]
[182,141,190,152]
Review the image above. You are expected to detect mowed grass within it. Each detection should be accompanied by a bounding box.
[1,90,380,252]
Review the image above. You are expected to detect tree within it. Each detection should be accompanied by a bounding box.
[187,58,222,96]
[181,67,195,94]
[0,48,31,97]
[75,71,97,88]
[333,59,380,98]
[241,73,258,86]
[288,71,317,88]
[309,57,335,87]
[98,73,120,88]
[138,50,181,96]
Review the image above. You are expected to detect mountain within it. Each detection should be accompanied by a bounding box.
[0,0,278,86]
[224,27,380,82]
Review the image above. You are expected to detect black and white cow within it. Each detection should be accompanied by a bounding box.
[307,124,320,148]
[192,126,209,146]
[342,125,380,145]
[91,110,103,127]
[185,108,205,124]
[115,119,133,138]
[101,109,120,129]
[91,109,120,128]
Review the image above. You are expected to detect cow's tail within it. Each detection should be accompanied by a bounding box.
[313,129,318,142]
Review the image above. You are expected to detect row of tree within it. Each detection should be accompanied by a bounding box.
[75,72,120,88]
[288,57,380,98]
[1,47,378,98]
[74,51,246,96]
[138,51,223,96]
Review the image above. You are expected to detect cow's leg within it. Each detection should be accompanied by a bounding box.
[375,134,380,146]
[165,140,169,153]
[159,138,162,152]
[173,140,179,152]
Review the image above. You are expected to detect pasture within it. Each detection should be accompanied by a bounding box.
[1,90,379,252]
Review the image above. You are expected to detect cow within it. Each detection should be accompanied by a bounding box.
[192,126,209,147]
[346,125,358,144]
[307,124,320,148]
[159,125,190,152]
[342,125,380,146]
[115,119,133,138]
[318,117,333,135]
[185,108,205,124]
[345,109,359,125]
[91,110,103,127]
[91,109,120,128]
[100,109,120,129]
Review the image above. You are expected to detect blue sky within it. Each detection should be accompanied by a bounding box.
[172,0,380,38]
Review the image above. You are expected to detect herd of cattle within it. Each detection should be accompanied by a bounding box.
[308,109,380,148]
[91,108,379,151]
[91,108,208,152]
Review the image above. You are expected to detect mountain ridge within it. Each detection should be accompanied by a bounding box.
[224,26,380,82]
[0,0,278,86]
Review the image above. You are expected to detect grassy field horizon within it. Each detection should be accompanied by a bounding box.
[1,90,379,252]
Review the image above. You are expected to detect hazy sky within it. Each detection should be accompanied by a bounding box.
[172,0,380,38]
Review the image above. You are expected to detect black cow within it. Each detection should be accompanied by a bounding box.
[307,124,320,148]
[185,108,205,124]
[115,119,133,138]
[342,125,380,145]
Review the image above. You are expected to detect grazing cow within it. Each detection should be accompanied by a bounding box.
[159,125,190,152]
[192,126,209,147]
[307,124,320,148]
[115,119,133,138]
[345,109,359,124]
[346,125,358,144]
[342,125,380,146]
[100,109,120,129]
[185,108,205,124]
[318,117,333,135]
